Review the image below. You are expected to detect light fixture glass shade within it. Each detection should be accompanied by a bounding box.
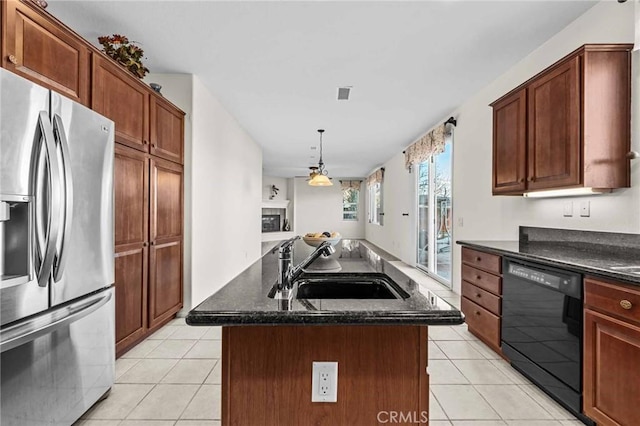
[523,187,611,198]
[309,174,333,186]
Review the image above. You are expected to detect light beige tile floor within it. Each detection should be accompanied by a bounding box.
[75,271,581,426]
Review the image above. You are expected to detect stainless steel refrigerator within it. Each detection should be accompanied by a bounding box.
[0,69,115,425]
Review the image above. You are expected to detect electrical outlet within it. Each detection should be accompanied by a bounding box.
[311,362,338,402]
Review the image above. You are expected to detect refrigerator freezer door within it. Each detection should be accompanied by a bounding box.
[1,287,115,425]
[50,93,114,305]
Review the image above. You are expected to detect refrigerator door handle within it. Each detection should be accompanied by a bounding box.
[52,114,73,282]
[33,111,62,288]
[0,290,112,353]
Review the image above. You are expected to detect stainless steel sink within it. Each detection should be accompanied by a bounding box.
[287,273,409,300]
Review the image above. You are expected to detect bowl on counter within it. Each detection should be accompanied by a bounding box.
[302,234,342,248]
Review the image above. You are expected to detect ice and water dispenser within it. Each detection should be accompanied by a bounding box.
[0,196,31,287]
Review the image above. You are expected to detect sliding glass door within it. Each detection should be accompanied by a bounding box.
[416,141,452,286]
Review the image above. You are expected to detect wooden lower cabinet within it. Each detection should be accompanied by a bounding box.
[460,247,503,356]
[584,277,640,426]
[149,239,182,328]
[114,144,183,357]
[115,245,148,350]
[222,326,429,426]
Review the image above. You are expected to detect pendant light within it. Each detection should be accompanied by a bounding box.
[309,129,333,186]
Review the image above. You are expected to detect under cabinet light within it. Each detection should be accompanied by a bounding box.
[523,188,611,198]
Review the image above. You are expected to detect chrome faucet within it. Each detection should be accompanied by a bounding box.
[276,236,336,298]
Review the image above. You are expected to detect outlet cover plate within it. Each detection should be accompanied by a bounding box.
[311,361,338,402]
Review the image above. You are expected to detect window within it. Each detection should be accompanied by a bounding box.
[368,182,383,225]
[416,140,452,285]
[342,187,359,221]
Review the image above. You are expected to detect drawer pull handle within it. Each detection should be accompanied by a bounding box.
[620,300,633,310]
[475,293,481,298]
[476,275,481,280]
[8,55,18,65]
[474,311,480,316]
[475,257,482,262]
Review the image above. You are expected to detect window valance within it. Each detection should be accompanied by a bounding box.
[367,168,384,187]
[340,180,362,191]
[404,123,449,171]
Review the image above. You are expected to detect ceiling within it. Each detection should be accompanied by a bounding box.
[48,1,596,178]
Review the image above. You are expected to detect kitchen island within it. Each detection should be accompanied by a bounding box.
[187,239,463,426]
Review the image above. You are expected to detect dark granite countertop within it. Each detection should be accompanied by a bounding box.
[458,228,640,285]
[187,239,463,326]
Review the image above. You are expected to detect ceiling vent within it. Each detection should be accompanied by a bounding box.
[337,87,351,101]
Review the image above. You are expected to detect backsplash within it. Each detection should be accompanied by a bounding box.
[520,226,640,254]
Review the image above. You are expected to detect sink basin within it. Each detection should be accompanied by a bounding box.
[293,273,410,300]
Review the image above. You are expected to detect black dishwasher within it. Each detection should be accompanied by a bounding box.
[502,257,594,426]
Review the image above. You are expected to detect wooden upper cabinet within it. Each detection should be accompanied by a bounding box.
[2,0,90,105]
[491,44,632,196]
[151,97,185,164]
[492,89,527,194]
[527,57,581,190]
[92,55,150,151]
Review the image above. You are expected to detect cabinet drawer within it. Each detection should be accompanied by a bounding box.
[585,277,640,325]
[462,281,501,316]
[462,247,502,275]
[461,297,500,348]
[462,264,502,295]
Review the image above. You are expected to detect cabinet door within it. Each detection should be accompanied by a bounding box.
[584,308,640,426]
[148,158,183,328]
[150,158,183,242]
[492,89,527,194]
[92,55,150,151]
[2,0,90,105]
[115,246,148,355]
[148,240,182,328]
[151,97,184,164]
[114,145,149,247]
[527,57,581,190]
[114,145,149,355]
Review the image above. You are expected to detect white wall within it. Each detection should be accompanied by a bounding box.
[191,76,262,307]
[367,1,638,294]
[292,178,366,239]
[147,74,263,310]
[365,154,417,265]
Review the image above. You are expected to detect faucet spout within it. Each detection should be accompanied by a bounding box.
[289,242,335,283]
[276,238,335,298]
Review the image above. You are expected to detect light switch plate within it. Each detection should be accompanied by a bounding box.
[580,201,590,217]
[311,362,338,402]
[563,202,573,217]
